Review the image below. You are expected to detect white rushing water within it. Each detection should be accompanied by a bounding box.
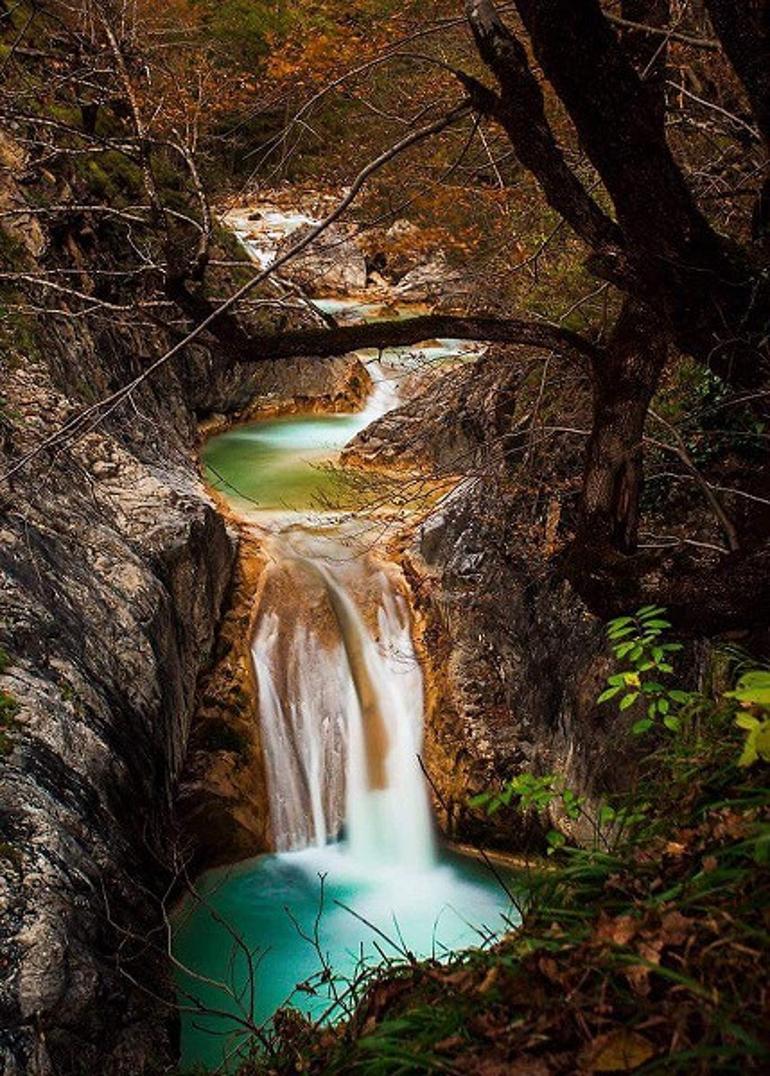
[176,206,515,1071]
[230,205,437,869]
[252,535,434,869]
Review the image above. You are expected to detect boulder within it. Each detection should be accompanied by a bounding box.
[276,221,367,294]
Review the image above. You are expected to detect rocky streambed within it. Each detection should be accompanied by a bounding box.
[1,180,620,1075]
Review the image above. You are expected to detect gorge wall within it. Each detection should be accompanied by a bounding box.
[347,351,634,849]
[0,160,368,1073]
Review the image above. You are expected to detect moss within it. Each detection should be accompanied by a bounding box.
[0,225,30,270]
[72,151,144,206]
[0,682,20,759]
[0,690,19,723]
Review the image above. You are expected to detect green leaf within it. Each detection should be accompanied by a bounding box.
[637,605,666,618]
[644,619,672,630]
[620,692,640,711]
[663,715,680,732]
[641,681,666,694]
[736,671,770,688]
[632,718,654,735]
[597,686,623,704]
[607,616,634,631]
[669,690,692,704]
[608,625,636,640]
[546,829,567,855]
[614,641,637,659]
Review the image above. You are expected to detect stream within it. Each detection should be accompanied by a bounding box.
[173,207,517,1072]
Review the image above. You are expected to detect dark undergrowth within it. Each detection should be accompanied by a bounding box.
[240,681,770,1075]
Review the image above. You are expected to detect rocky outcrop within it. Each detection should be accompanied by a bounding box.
[0,170,375,1072]
[403,480,622,850]
[0,312,238,1073]
[342,352,518,474]
[203,353,372,431]
[176,524,271,870]
[350,353,636,849]
[276,221,368,294]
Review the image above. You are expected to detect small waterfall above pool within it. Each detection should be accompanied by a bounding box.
[174,204,515,1073]
[251,530,434,869]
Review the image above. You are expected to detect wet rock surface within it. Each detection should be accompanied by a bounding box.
[404,479,621,849]
[0,178,373,1072]
[349,353,631,848]
[0,316,238,1073]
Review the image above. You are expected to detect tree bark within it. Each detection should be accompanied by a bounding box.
[500,0,769,387]
[577,299,668,554]
[226,312,599,364]
[464,0,625,264]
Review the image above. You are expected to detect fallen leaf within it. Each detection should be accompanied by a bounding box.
[625,963,651,996]
[658,910,693,947]
[594,914,638,947]
[434,1035,464,1053]
[537,956,562,983]
[479,966,502,994]
[587,1029,656,1072]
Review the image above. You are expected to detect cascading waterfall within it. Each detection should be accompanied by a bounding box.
[251,532,434,870]
[174,205,515,1073]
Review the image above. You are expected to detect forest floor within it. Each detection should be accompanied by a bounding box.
[239,691,770,1075]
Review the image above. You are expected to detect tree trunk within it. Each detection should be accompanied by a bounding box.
[578,299,667,555]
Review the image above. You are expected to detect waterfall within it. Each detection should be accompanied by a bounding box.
[251,533,434,870]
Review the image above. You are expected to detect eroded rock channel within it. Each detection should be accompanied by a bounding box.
[173,204,514,1072]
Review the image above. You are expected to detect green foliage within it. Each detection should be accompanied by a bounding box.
[0,651,19,760]
[726,671,770,767]
[600,606,691,734]
[198,0,289,68]
[470,772,583,820]
[0,841,22,871]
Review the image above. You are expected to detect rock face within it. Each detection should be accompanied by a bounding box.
[204,353,372,426]
[276,221,368,294]
[342,353,519,474]
[349,353,636,848]
[403,480,623,849]
[0,175,376,1072]
[0,315,238,1073]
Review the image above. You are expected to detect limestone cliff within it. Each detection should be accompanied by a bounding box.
[0,160,367,1073]
[347,353,634,848]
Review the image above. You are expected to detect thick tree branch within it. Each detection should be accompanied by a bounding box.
[231,314,599,365]
[512,0,722,266]
[607,13,719,51]
[565,538,770,636]
[464,0,625,265]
